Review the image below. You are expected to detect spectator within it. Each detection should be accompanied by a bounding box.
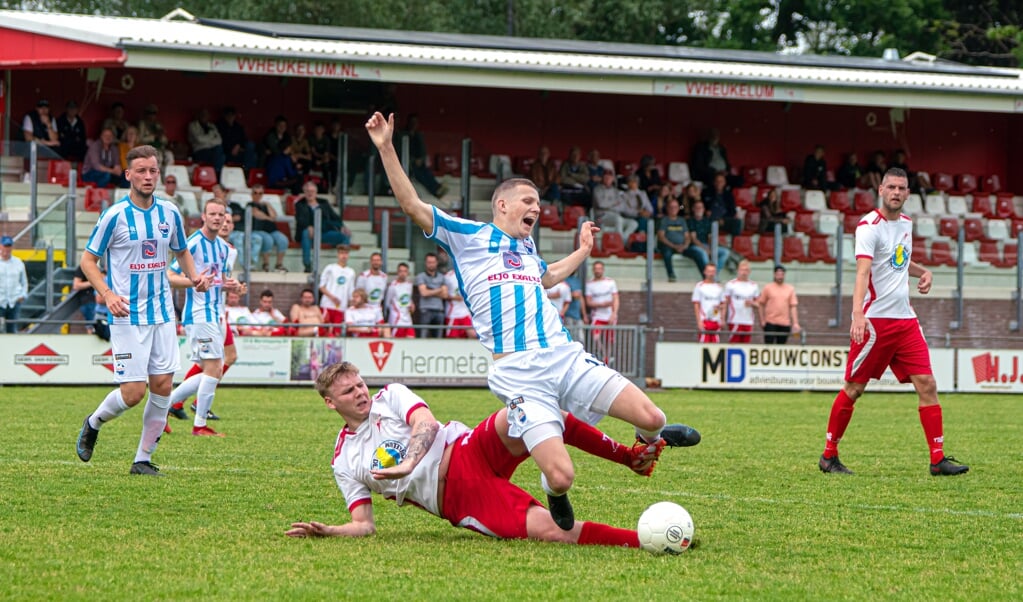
[0,236,28,333]
[723,259,760,343]
[319,244,356,337]
[758,188,791,235]
[251,289,288,336]
[546,279,572,320]
[384,262,415,338]
[836,152,863,190]
[680,182,702,218]
[101,102,129,140]
[118,126,141,170]
[309,122,335,188]
[585,149,605,189]
[291,288,325,337]
[561,272,587,341]
[757,265,800,344]
[702,172,741,236]
[137,104,169,151]
[691,128,731,188]
[345,288,389,337]
[355,252,389,310]
[530,146,561,203]
[593,171,638,242]
[247,184,289,272]
[692,264,724,343]
[415,252,446,338]
[82,128,124,188]
[636,155,663,203]
[802,144,832,190]
[187,108,225,176]
[72,264,98,334]
[559,146,590,207]
[863,151,887,191]
[264,116,300,193]
[159,174,191,217]
[621,174,655,233]
[657,197,704,282]
[688,200,732,274]
[889,149,932,196]
[444,265,475,339]
[224,289,257,336]
[22,98,60,149]
[56,100,87,161]
[216,107,257,172]
[585,261,618,363]
[294,181,350,272]
[290,123,314,177]
[399,113,446,198]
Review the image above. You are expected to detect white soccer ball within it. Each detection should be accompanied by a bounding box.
[637,501,694,555]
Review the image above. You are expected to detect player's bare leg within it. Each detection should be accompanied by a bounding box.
[606,383,701,449]
[528,437,576,531]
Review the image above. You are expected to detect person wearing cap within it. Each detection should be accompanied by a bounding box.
[757,264,800,344]
[0,236,28,333]
[22,99,60,148]
[57,101,87,162]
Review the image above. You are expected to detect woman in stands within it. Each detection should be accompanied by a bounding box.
[758,188,791,235]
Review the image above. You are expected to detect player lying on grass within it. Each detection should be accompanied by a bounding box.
[286,361,697,546]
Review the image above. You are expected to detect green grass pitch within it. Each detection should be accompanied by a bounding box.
[1,386,1020,600]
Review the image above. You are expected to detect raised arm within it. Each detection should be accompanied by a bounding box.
[542,221,599,288]
[365,112,435,234]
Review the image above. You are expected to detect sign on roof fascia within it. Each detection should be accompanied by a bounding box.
[656,80,803,102]
[210,55,383,80]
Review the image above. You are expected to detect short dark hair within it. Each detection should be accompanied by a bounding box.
[125,145,159,167]
[884,167,908,180]
[260,289,274,299]
[490,178,540,205]
[301,288,315,296]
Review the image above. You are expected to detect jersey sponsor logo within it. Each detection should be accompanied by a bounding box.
[336,275,347,285]
[399,293,411,305]
[890,243,909,270]
[142,239,157,258]
[369,288,383,302]
[371,440,406,469]
[158,221,170,237]
[502,251,524,270]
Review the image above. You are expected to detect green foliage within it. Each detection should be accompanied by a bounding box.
[1,386,1021,599]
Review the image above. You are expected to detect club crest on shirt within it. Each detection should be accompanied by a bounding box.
[158,221,170,237]
[371,440,406,469]
[502,251,524,270]
[890,243,909,270]
[142,239,157,258]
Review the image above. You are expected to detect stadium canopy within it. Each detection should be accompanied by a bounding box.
[2,9,1023,113]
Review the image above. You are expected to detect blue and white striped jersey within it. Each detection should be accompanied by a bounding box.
[85,196,187,325]
[428,207,570,354]
[171,229,230,325]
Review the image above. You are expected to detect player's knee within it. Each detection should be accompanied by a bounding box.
[543,466,575,495]
[843,382,865,401]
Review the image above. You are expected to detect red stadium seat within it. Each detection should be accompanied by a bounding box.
[955,174,978,195]
[84,187,111,212]
[247,168,267,189]
[470,156,494,177]
[982,174,1003,194]
[435,154,460,176]
[563,205,587,229]
[929,241,956,266]
[47,160,77,186]
[754,235,775,262]
[1011,219,1023,238]
[938,217,959,238]
[192,165,218,190]
[743,210,760,233]
[733,187,755,210]
[780,189,802,213]
[781,236,807,262]
[514,156,534,177]
[601,232,639,258]
[978,241,1001,265]
[794,212,815,234]
[808,237,836,264]
[995,194,1016,219]
[1003,243,1019,267]
[285,194,301,216]
[615,161,636,177]
[932,173,955,192]
[829,190,851,213]
[539,204,562,229]
[732,235,755,260]
[843,212,862,234]
[972,195,995,218]
[853,191,875,214]
[743,166,764,186]
[963,217,984,242]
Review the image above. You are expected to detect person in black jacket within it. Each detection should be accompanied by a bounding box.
[294,181,350,272]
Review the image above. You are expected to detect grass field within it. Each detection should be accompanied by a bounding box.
[1,386,1020,601]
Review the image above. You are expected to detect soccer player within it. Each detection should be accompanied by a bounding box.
[384,262,415,338]
[318,244,355,337]
[286,361,663,546]
[365,112,699,531]
[723,259,759,343]
[585,261,618,363]
[75,144,209,476]
[819,168,969,477]
[692,264,724,343]
[444,265,474,338]
[166,197,241,437]
[355,251,388,311]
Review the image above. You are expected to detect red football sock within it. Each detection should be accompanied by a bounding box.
[918,404,945,464]
[185,363,202,379]
[578,521,639,548]
[823,390,856,458]
[221,364,231,377]
[563,413,631,467]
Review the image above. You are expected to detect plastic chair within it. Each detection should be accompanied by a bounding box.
[793,212,815,234]
[808,236,836,264]
[765,166,789,187]
[780,189,802,213]
[732,235,755,259]
[733,187,755,210]
[929,241,957,267]
[932,173,954,192]
[963,216,984,242]
[972,194,995,218]
[803,190,827,212]
[220,166,248,192]
[853,191,876,214]
[781,236,807,262]
[938,216,959,238]
[828,190,851,213]
[84,187,111,212]
[955,174,978,194]
[743,167,764,186]
[192,165,218,190]
[982,174,1002,194]
[539,204,561,228]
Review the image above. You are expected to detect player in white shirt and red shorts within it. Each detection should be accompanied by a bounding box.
[723,260,760,343]
[444,268,475,338]
[692,264,725,343]
[319,245,356,337]
[286,361,666,547]
[384,262,416,338]
[819,168,968,477]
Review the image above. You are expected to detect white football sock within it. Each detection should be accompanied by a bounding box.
[170,373,203,405]
[635,408,667,444]
[89,389,129,429]
[134,392,170,463]
[192,375,220,429]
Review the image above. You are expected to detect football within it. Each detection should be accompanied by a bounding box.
[637,501,694,555]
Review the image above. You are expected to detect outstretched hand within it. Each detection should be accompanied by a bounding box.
[365,112,395,151]
[577,221,600,253]
[285,521,336,538]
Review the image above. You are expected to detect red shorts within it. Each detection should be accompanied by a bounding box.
[321,309,345,337]
[223,324,235,346]
[353,328,382,338]
[446,316,474,338]
[728,323,752,343]
[442,413,539,539]
[700,320,720,343]
[392,327,415,338]
[846,317,932,383]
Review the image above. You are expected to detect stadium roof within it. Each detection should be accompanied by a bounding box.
[3,9,1023,113]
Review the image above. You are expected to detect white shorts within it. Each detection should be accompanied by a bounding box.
[186,322,225,362]
[110,322,181,383]
[487,341,629,440]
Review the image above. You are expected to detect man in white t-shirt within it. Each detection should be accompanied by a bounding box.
[585,261,618,362]
[286,361,667,547]
[546,280,572,319]
[355,252,389,310]
[723,259,760,344]
[819,168,968,477]
[444,268,475,339]
[319,245,356,337]
[251,289,288,336]
[384,262,415,338]
[692,264,724,343]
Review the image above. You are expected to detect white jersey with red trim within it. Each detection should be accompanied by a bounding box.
[724,279,760,325]
[586,277,618,322]
[692,281,724,322]
[355,270,389,308]
[384,279,414,326]
[854,210,916,319]
[331,384,470,516]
